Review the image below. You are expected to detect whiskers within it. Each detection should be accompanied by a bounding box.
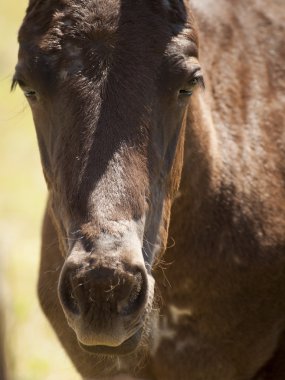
[104,277,121,293]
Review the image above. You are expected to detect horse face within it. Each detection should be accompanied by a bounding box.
[14,0,201,354]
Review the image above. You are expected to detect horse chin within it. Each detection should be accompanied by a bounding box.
[78,328,143,356]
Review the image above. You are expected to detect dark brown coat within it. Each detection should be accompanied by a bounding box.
[14,0,285,379]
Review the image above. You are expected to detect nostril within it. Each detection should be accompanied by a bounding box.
[59,267,81,316]
[117,268,147,316]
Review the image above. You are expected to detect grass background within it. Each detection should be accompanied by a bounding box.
[0,2,80,379]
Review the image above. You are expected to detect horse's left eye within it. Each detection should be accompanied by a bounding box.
[179,75,204,97]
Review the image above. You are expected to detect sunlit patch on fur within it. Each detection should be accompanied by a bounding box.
[150,304,195,356]
[150,314,176,357]
[168,304,193,324]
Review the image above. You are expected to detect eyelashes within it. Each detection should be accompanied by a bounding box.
[179,69,204,97]
[11,76,38,101]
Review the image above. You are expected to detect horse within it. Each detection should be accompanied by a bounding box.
[13,0,285,379]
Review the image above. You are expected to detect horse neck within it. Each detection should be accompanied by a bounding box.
[178,0,285,221]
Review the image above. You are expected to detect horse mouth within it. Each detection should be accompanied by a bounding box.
[78,328,143,355]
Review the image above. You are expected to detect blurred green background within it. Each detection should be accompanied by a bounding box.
[0,2,80,379]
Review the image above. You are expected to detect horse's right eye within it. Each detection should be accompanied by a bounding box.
[12,77,38,102]
[21,85,38,102]
[24,89,37,99]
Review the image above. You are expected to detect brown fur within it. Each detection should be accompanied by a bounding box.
[14,0,285,379]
